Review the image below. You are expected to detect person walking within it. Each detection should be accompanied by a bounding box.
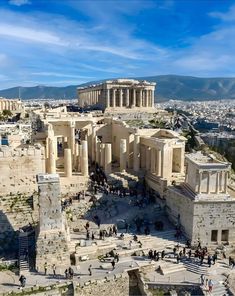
[208,279,214,293]
[88,264,92,276]
[44,262,47,275]
[200,274,205,286]
[111,260,115,270]
[19,275,26,288]
[52,264,56,278]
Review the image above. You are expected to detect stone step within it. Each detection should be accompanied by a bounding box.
[159,261,187,275]
[211,283,232,296]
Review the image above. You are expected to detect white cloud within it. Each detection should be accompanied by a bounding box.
[209,5,235,22]
[9,0,30,6]
[0,23,66,46]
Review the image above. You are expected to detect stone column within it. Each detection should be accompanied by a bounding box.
[151,89,155,107]
[120,139,127,172]
[133,135,140,172]
[126,89,130,107]
[224,171,228,193]
[75,142,79,171]
[112,89,116,108]
[104,143,112,174]
[132,89,136,107]
[198,171,202,194]
[216,172,219,194]
[150,148,156,173]
[145,146,151,171]
[69,122,75,158]
[156,149,162,176]
[145,90,148,107]
[91,126,96,162]
[119,89,123,107]
[81,140,89,177]
[48,138,56,174]
[96,142,100,165]
[207,171,211,194]
[106,89,110,108]
[54,137,58,160]
[64,148,72,178]
[100,143,105,168]
[139,90,143,107]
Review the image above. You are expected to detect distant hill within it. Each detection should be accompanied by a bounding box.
[1,75,235,101]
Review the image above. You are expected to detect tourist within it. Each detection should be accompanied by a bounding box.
[183,247,186,256]
[148,249,153,260]
[208,255,212,268]
[111,260,115,270]
[52,264,56,277]
[114,253,119,263]
[65,269,68,279]
[133,234,138,242]
[88,265,92,276]
[113,225,117,236]
[99,230,103,240]
[173,247,177,257]
[188,249,192,259]
[200,274,205,286]
[19,275,26,288]
[176,254,180,264]
[129,240,132,249]
[86,230,90,240]
[91,232,95,240]
[212,253,217,265]
[44,262,47,275]
[161,250,165,260]
[179,250,182,258]
[208,279,214,293]
[68,267,74,279]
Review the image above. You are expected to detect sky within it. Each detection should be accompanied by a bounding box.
[0,0,235,89]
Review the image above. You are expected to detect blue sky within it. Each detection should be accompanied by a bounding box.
[0,0,235,89]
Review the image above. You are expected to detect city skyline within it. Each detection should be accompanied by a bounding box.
[0,0,235,89]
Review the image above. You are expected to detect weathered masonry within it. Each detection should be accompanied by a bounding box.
[77,79,156,111]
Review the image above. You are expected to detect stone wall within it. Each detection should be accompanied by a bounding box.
[165,187,194,239]
[0,145,45,195]
[74,273,129,296]
[192,200,235,244]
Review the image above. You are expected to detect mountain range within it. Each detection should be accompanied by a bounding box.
[1,75,235,101]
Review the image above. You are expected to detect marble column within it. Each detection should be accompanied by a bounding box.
[126,89,130,107]
[100,143,105,168]
[132,89,136,107]
[140,90,143,107]
[120,139,127,172]
[150,148,156,173]
[198,171,202,194]
[69,122,75,158]
[75,142,79,171]
[145,146,151,171]
[64,148,72,178]
[151,89,155,107]
[224,171,228,193]
[106,89,110,108]
[91,126,96,162]
[105,143,112,174]
[112,89,116,108]
[207,171,211,194]
[216,172,219,194]
[48,138,56,174]
[133,135,140,172]
[81,140,89,177]
[119,89,123,107]
[156,149,162,176]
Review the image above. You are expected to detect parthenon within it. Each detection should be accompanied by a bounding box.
[0,97,25,113]
[77,79,156,111]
